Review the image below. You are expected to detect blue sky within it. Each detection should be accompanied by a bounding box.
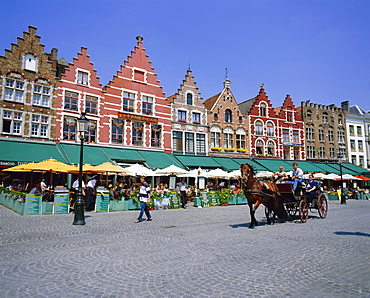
[1,0,370,111]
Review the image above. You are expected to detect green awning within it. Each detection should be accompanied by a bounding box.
[312,163,339,174]
[323,163,358,175]
[289,160,329,173]
[137,150,185,169]
[251,159,292,173]
[340,163,370,175]
[232,158,269,172]
[0,140,67,165]
[175,155,221,170]
[211,157,241,171]
[103,147,145,163]
[59,144,110,165]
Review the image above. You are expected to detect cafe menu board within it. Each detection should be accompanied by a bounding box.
[24,194,42,215]
[169,191,180,209]
[208,191,219,207]
[53,192,70,214]
[95,190,109,212]
[200,192,210,207]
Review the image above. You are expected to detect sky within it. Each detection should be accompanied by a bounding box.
[1,0,370,111]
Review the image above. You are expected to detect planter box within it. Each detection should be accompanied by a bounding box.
[237,196,247,204]
[128,199,140,210]
[41,202,53,214]
[109,200,125,212]
[123,200,129,211]
[228,195,237,205]
[193,197,201,207]
[13,200,25,215]
[327,194,338,201]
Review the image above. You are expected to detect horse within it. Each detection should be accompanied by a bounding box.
[240,163,287,228]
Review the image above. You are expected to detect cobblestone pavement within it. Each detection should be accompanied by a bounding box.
[0,200,369,298]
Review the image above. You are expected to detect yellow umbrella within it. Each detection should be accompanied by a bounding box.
[92,162,130,174]
[28,158,76,173]
[2,162,38,172]
[69,163,101,174]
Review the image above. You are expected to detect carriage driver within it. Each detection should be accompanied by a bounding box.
[272,166,288,183]
[291,162,305,192]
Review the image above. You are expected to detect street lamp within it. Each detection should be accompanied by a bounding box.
[73,112,89,225]
[338,152,346,205]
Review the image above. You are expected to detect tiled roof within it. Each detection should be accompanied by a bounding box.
[238,97,257,115]
[203,93,221,110]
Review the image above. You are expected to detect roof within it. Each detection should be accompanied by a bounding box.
[203,93,221,110]
[238,97,257,115]
[167,94,176,103]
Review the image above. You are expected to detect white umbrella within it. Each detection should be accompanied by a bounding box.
[304,172,327,180]
[340,174,362,180]
[124,164,156,176]
[155,164,188,176]
[205,168,231,179]
[228,169,241,179]
[325,173,341,180]
[256,171,274,178]
[178,167,207,178]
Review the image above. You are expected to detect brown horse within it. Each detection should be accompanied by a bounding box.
[240,163,287,228]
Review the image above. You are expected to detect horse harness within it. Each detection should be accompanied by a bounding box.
[242,179,281,204]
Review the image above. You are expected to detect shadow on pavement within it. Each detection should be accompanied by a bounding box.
[334,231,370,237]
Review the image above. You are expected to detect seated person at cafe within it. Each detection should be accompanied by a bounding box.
[305,174,317,205]
[272,166,288,183]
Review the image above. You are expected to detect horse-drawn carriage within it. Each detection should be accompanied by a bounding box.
[240,163,328,228]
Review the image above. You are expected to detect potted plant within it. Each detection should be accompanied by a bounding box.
[219,189,232,206]
[128,189,140,209]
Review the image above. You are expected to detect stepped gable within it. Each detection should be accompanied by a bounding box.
[169,69,202,104]
[247,87,278,118]
[279,94,303,123]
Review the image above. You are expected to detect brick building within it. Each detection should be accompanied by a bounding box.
[168,69,208,156]
[0,26,58,142]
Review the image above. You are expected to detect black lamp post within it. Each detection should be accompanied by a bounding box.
[338,152,346,205]
[73,112,89,225]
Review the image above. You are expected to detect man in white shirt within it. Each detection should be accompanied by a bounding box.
[292,162,304,193]
[85,176,98,211]
[177,179,189,209]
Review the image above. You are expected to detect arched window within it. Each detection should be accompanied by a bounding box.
[256,140,264,155]
[225,109,232,123]
[238,116,243,124]
[267,141,275,156]
[213,113,218,121]
[266,122,274,136]
[322,112,328,123]
[186,93,193,105]
[255,120,263,135]
[306,110,312,121]
[259,103,267,117]
[338,114,343,125]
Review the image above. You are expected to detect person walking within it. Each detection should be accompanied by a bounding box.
[177,179,189,209]
[85,176,98,211]
[135,177,153,223]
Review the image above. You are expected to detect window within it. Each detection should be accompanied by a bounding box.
[225,109,232,123]
[132,122,143,145]
[329,147,335,159]
[111,119,124,143]
[259,103,266,117]
[185,132,195,153]
[196,134,206,154]
[256,140,264,155]
[359,156,364,167]
[123,92,135,112]
[267,141,275,156]
[85,121,96,143]
[63,117,76,140]
[85,96,98,114]
[151,125,161,147]
[287,111,293,122]
[318,128,324,141]
[2,111,23,135]
[306,127,314,141]
[350,140,355,151]
[213,113,218,122]
[23,54,37,71]
[293,147,300,160]
[192,113,201,124]
[266,122,274,136]
[322,112,328,123]
[77,71,89,85]
[224,133,233,148]
[211,132,220,148]
[64,91,78,111]
[328,129,334,142]
[33,84,50,107]
[142,96,153,115]
[173,131,183,152]
[186,93,193,105]
[319,146,325,159]
[306,110,312,121]
[338,129,345,143]
[358,140,363,151]
[178,110,186,122]
[255,121,263,135]
[307,146,316,159]
[338,148,346,159]
[338,115,343,125]
[349,125,354,136]
[283,129,289,142]
[238,116,243,124]
[283,146,290,160]
[4,79,24,102]
[236,134,245,149]
[351,155,356,165]
[292,130,299,143]
[30,114,49,137]
[357,126,362,136]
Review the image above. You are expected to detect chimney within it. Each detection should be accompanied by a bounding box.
[341,101,349,111]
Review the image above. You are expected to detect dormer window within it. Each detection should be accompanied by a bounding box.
[77,71,89,85]
[259,103,267,117]
[23,54,37,72]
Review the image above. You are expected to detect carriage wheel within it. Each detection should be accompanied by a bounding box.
[265,206,275,225]
[299,200,308,223]
[317,193,328,219]
[286,204,297,217]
